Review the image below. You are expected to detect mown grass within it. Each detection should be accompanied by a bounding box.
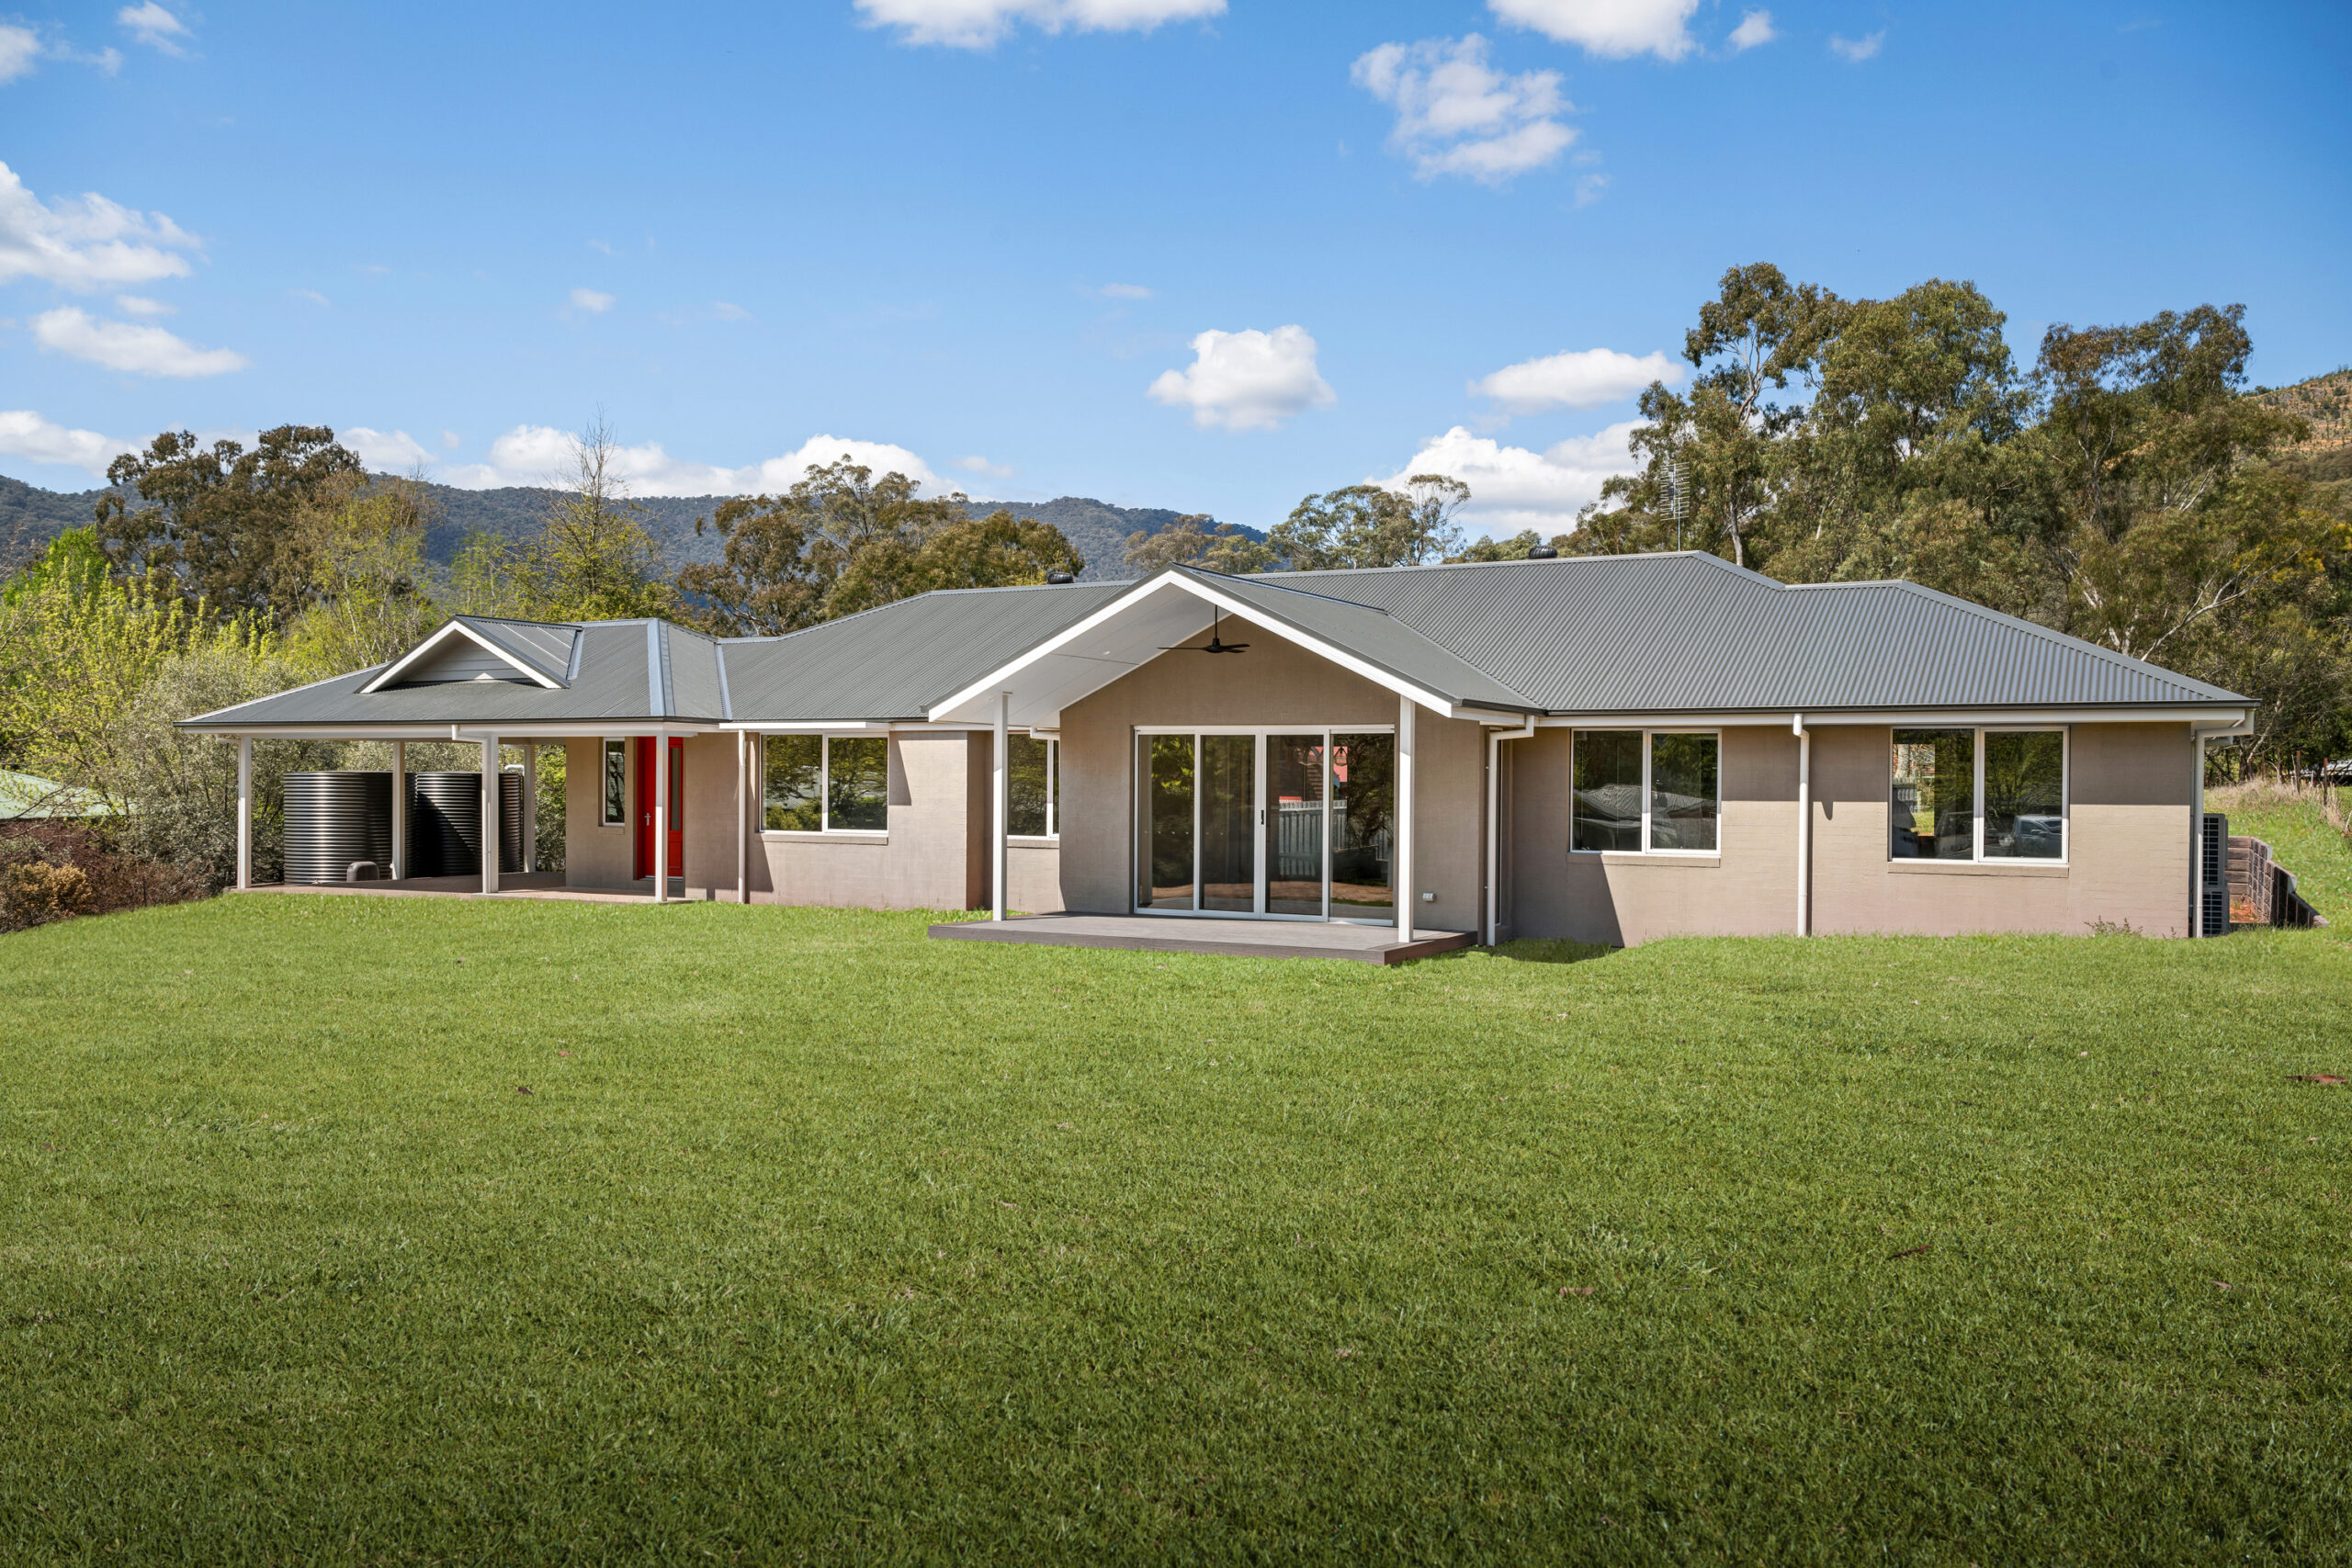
[2,894,2349,1563]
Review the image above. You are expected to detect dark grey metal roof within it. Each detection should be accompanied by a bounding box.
[180,617,727,728]
[184,552,2247,731]
[455,615,577,684]
[718,581,1129,721]
[1230,552,2246,713]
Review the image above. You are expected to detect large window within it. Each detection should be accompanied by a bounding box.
[763,734,889,833]
[602,739,627,827]
[1571,730,1720,854]
[1010,735,1058,838]
[1132,728,1393,922]
[1891,728,2064,862]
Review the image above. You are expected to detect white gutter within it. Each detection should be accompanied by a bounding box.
[1485,717,1536,944]
[1792,713,1811,937]
[2188,716,2253,939]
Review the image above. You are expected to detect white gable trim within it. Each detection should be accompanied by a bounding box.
[926,570,1465,721]
[359,620,564,694]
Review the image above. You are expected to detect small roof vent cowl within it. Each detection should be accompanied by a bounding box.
[1527,543,1559,559]
[1045,570,1077,585]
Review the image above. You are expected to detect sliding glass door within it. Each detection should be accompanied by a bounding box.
[1136,728,1393,923]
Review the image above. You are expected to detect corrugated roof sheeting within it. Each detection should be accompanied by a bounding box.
[458,615,576,682]
[719,583,1128,721]
[1266,554,2241,711]
[1202,572,1542,711]
[186,553,2245,731]
[182,616,728,727]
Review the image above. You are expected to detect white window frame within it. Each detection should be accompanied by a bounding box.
[1009,734,1058,841]
[1568,728,1723,857]
[600,738,628,829]
[1888,725,2070,865]
[761,733,890,838]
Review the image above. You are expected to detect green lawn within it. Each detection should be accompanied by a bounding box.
[3,896,2349,1563]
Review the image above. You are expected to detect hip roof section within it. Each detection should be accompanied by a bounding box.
[179,552,2249,732]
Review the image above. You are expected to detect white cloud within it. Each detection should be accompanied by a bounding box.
[955,455,1014,479]
[1375,422,1643,533]
[1727,10,1775,51]
[114,293,173,316]
[587,238,615,255]
[1098,282,1153,299]
[568,287,614,313]
[0,24,40,82]
[291,288,329,306]
[1472,346,1679,412]
[30,306,248,378]
[856,0,1224,50]
[441,428,946,496]
[1488,0,1698,61]
[0,23,121,82]
[1148,325,1335,433]
[117,3,191,54]
[343,427,435,472]
[0,160,200,291]
[1829,30,1883,62]
[1352,36,1574,186]
[0,409,140,476]
[440,430,461,449]
[711,300,752,321]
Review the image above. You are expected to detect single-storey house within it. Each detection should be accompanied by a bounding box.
[181,552,2252,952]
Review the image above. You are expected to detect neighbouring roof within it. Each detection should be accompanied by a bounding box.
[178,552,2249,733]
[0,770,115,819]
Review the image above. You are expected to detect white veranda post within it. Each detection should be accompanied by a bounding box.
[991,694,1010,920]
[738,731,752,905]
[480,736,500,895]
[1396,694,1416,933]
[521,743,537,874]
[235,736,253,891]
[653,730,669,903]
[390,740,406,881]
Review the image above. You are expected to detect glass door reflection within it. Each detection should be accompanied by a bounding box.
[1265,734,1327,917]
[1329,733,1395,918]
[1140,733,1195,909]
[1199,734,1256,911]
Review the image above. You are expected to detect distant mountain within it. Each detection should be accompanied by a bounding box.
[0,473,1260,584]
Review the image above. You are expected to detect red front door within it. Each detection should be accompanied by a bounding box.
[634,737,684,881]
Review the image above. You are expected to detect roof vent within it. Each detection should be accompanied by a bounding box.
[1045,570,1077,585]
[1527,543,1559,559]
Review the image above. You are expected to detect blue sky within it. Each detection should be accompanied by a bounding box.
[2,1,2346,539]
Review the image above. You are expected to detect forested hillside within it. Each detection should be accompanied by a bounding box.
[0,472,1245,584]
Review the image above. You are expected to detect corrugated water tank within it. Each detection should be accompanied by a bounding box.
[409,771,525,878]
[282,771,393,885]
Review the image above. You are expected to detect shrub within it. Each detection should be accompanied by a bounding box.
[0,822,206,933]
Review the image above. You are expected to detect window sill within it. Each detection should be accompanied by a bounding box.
[1008,835,1059,848]
[1887,859,2068,877]
[1595,851,1721,867]
[762,829,889,844]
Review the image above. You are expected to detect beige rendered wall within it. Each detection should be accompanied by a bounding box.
[723,729,997,912]
[1809,721,2194,938]
[1502,720,2196,944]
[1505,725,1801,946]
[1056,634,1484,931]
[563,737,637,891]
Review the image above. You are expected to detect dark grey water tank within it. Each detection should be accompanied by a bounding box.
[282,772,393,885]
[409,771,524,878]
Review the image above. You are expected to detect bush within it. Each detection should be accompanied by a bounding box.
[0,822,206,933]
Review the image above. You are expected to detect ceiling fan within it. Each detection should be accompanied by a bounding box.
[1162,608,1250,655]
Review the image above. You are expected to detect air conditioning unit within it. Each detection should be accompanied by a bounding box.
[2199,811,2229,937]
